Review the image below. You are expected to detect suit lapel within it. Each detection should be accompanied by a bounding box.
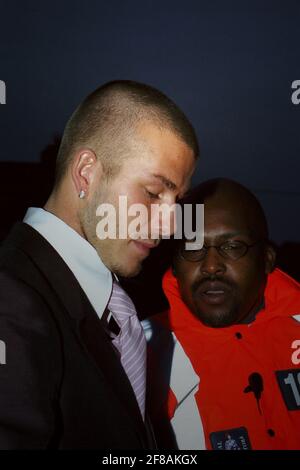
[5,222,147,440]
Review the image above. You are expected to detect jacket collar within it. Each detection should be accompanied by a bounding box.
[23,207,112,320]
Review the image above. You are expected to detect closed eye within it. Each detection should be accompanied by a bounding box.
[145,189,160,200]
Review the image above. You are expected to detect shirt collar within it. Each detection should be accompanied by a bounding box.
[24,207,112,319]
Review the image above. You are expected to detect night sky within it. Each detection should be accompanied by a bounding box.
[0,0,299,244]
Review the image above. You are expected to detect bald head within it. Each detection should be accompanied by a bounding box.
[54,80,199,187]
[183,178,269,240]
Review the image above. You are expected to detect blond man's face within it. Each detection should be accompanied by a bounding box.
[81,123,196,277]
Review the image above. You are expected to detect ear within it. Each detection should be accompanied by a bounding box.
[71,148,103,198]
[264,243,276,274]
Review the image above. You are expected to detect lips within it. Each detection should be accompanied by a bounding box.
[135,240,158,249]
[195,281,232,305]
[131,240,158,257]
[198,281,230,294]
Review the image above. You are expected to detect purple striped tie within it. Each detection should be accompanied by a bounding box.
[108,279,146,419]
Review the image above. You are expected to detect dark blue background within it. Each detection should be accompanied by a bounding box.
[0,0,299,247]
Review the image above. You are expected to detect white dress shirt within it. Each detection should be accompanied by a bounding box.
[24,207,112,320]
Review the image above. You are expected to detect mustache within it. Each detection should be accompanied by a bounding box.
[191,276,236,295]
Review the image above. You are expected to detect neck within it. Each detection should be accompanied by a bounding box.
[44,187,85,239]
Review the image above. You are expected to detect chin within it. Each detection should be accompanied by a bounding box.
[193,306,238,328]
[114,260,143,278]
[202,317,234,328]
[124,266,142,278]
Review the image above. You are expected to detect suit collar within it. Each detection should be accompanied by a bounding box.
[23,207,112,320]
[6,221,87,322]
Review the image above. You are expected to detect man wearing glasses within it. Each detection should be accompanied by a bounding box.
[145,178,300,450]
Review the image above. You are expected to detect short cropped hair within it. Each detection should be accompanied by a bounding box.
[54,80,199,186]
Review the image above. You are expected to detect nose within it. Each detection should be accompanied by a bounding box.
[200,246,226,277]
[151,202,177,238]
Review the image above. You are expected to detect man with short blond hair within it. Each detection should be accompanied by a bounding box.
[0,80,198,448]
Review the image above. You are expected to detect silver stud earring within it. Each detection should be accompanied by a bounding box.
[79,190,86,199]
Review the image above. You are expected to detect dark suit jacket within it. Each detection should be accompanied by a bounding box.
[0,222,156,449]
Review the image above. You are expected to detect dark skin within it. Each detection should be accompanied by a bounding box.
[173,179,276,328]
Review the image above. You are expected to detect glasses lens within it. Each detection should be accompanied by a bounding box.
[220,241,247,260]
[181,247,206,262]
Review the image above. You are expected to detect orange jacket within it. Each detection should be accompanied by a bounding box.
[150,268,300,449]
